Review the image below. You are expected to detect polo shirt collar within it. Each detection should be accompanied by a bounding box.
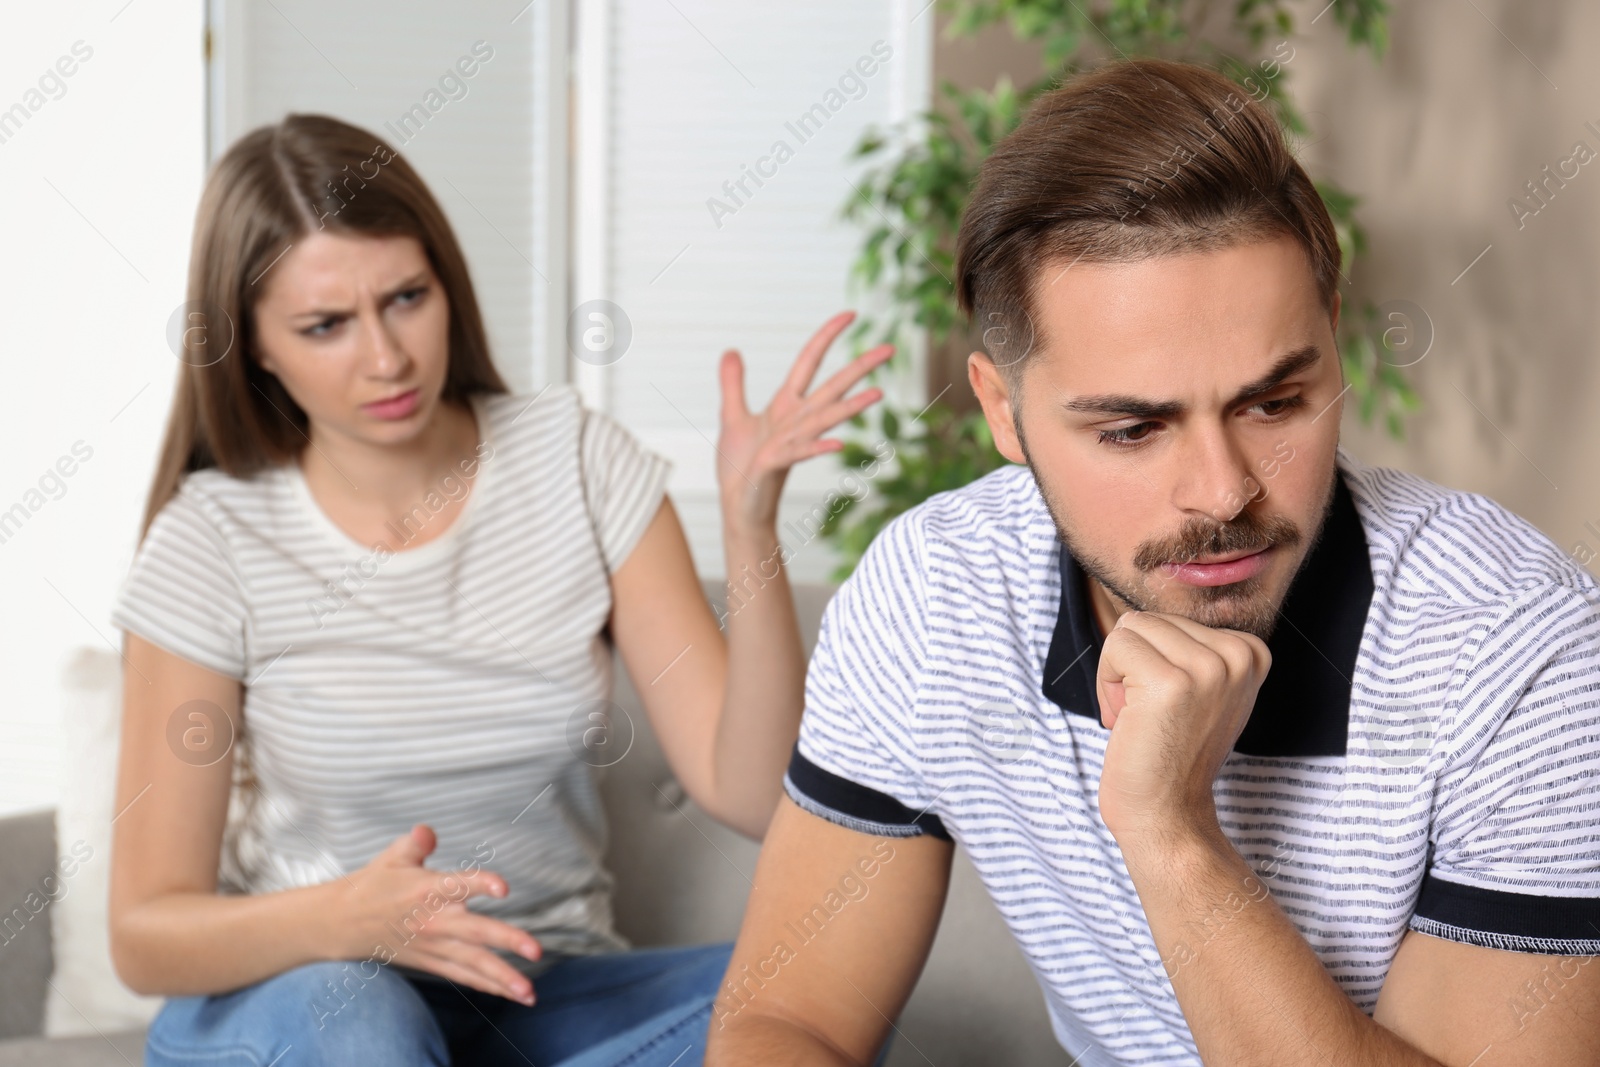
[1041,468,1372,757]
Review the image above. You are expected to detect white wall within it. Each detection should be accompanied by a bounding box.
[210,0,565,391]
[0,0,933,817]
[577,0,933,583]
[0,3,206,816]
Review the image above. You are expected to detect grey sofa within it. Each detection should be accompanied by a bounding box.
[0,582,1068,1065]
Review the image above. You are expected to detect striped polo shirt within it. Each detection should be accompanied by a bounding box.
[111,385,671,965]
[784,445,1600,1066]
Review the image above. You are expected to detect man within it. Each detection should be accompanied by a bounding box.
[706,57,1600,1066]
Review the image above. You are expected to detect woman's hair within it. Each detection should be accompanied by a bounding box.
[955,57,1341,390]
[140,112,508,540]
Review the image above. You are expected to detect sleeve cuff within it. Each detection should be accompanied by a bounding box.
[1409,873,1600,955]
[783,745,950,841]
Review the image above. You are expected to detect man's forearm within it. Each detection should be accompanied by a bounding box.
[713,517,806,836]
[1119,821,1445,1067]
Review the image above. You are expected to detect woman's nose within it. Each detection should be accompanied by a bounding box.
[359,311,410,378]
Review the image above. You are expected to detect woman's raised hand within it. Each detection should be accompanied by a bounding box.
[716,310,894,530]
[331,823,543,1005]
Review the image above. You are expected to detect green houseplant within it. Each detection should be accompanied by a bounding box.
[819,0,1414,580]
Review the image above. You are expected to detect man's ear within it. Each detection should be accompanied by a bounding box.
[968,352,1026,465]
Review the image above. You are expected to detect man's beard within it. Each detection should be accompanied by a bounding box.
[1018,435,1336,641]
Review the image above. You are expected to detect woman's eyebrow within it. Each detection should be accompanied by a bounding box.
[289,271,431,319]
[1059,344,1321,419]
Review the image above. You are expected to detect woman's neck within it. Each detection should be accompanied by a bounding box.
[299,396,481,522]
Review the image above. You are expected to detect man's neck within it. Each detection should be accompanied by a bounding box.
[1086,578,1127,640]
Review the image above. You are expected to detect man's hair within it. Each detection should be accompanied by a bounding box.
[955,57,1341,389]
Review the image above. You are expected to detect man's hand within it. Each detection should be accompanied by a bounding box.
[1094,611,1271,841]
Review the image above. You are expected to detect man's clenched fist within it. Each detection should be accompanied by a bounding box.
[1095,611,1271,843]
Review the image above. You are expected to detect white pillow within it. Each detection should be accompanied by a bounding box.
[44,646,165,1036]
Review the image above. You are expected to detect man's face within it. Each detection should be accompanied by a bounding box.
[969,233,1344,641]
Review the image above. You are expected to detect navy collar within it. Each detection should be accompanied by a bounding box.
[1041,471,1372,757]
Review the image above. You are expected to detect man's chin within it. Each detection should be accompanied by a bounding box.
[1132,575,1283,640]
[1177,590,1280,640]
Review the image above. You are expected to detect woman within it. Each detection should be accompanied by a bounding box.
[107,113,891,1066]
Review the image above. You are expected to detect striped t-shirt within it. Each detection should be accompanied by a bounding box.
[111,385,671,961]
[784,445,1600,1066]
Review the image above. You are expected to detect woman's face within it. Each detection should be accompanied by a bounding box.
[251,230,453,447]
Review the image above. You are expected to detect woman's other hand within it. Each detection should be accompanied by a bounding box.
[716,310,894,531]
[332,823,543,1005]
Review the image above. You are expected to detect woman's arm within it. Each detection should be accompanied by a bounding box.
[608,496,802,840]
[609,312,892,840]
[110,633,544,1000]
[108,632,342,994]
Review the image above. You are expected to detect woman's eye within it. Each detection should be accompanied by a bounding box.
[302,317,340,337]
[1097,422,1158,448]
[395,286,427,306]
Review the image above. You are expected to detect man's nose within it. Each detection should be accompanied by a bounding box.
[1172,429,1259,523]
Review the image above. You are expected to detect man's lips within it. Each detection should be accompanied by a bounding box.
[1158,545,1273,587]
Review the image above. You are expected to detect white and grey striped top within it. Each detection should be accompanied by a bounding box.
[784,445,1600,1066]
[112,386,672,960]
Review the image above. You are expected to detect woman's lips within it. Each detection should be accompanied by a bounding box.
[363,388,420,421]
[1159,546,1273,587]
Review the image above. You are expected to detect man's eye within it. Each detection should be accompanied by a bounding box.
[1097,422,1158,448]
[1253,395,1306,417]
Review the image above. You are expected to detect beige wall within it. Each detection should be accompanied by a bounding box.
[934,3,1600,569]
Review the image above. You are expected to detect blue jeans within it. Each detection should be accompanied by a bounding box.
[145,942,738,1067]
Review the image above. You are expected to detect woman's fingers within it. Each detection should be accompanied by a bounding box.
[437,866,510,903]
[433,909,542,963]
[753,387,883,472]
[406,934,537,1011]
[375,823,436,866]
[718,348,749,426]
[788,389,885,452]
[433,934,534,1003]
[778,310,856,399]
[807,343,894,408]
[406,935,535,1005]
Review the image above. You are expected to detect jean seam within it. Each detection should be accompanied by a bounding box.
[146,1027,277,1067]
[606,996,714,1067]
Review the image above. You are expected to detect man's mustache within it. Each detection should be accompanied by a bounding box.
[1132,511,1301,575]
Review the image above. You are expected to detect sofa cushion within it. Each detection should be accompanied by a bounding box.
[0,1031,145,1067]
[0,809,54,1040]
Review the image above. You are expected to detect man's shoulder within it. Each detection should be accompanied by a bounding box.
[876,461,1044,549]
[1339,447,1599,609]
[856,462,1048,590]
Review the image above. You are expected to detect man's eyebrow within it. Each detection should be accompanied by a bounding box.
[289,271,431,320]
[1059,344,1322,420]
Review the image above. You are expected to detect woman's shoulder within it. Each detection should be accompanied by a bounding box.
[175,462,285,510]
[476,384,584,444]
[147,464,290,550]
[476,385,615,475]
